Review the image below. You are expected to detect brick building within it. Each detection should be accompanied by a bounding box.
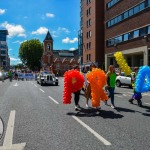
[78,0,105,70]
[105,0,150,70]
[41,31,79,76]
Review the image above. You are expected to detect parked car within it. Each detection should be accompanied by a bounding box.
[116,72,132,88]
[37,71,58,86]
[0,71,4,82]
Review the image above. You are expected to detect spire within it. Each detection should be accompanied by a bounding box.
[44,31,53,41]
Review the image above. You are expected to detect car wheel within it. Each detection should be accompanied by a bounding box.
[116,80,121,87]
[40,81,43,86]
[55,82,58,86]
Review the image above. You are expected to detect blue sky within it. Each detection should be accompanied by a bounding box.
[0,0,80,65]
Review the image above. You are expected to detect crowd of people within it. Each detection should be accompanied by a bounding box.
[72,63,142,111]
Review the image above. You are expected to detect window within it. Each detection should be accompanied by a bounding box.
[133,30,139,38]
[134,5,139,14]
[117,15,122,22]
[89,7,91,15]
[129,9,133,16]
[89,31,91,37]
[89,54,91,61]
[128,32,134,40]
[86,32,88,38]
[89,19,92,26]
[86,43,88,49]
[89,42,91,49]
[148,26,150,34]
[139,3,144,11]
[140,27,147,36]
[124,11,128,19]
[123,34,129,41]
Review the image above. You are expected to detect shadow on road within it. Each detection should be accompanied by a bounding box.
[115,106,136,113]
[67,107,124,119]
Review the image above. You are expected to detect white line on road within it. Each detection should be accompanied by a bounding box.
[122,94,127,96]
[72,116,111,145]
[39,88,45,93]
[34,84,37,87]
[48,96,59,104]
[0,110,26,149]
[145,103,150,106]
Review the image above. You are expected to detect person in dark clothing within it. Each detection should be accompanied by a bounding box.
[73,65,81,111]
[128,67,142,106]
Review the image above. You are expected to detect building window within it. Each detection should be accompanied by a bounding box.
[86,32,88,38]
[89,31,91,37]
[89,7,91,15]
[133,30,139,38]
[89,42,91,49]
[89,54,91,61]
[129,9,134,17]
[106,1,147,28]
[89,19,92,26]
[106,0,120,9]
[148,26,150,34]
[123,34,129,41]
[140,28,147,36]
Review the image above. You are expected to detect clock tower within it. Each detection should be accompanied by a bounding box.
[42,31,54,71]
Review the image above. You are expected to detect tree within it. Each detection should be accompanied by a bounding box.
[19,39,43,70]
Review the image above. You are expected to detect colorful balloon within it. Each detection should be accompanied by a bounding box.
[86,68,108,107]
[114,52,132,75]
[63,70,84,104]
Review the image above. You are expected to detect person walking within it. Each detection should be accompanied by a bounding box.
[8,70,13,82]
[128,67,142,106]
[73,65,81,111]
[106,65,117,109]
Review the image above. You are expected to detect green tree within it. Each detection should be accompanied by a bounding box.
[19,39,43,70]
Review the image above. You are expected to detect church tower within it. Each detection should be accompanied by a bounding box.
[42,31,54,71]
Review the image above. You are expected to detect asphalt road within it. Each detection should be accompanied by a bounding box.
[0,78,150,150]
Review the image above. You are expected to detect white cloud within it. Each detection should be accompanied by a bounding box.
[10,57,20,61]
[69,48,76,50]
[9,48,13,51]
[0,9,6,15]
[62,37,78,44]
[46,13,55,18]
[0,21,26,37]
[31,27,48,35]
[12,40,21,43]
[51,27,70,37]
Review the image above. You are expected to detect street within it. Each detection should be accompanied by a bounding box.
[0,78,150,150]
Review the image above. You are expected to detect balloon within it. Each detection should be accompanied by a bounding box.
[135,66,150,93]
[114,52,132,75]
[86,68,108,107]
[63,70,84,104]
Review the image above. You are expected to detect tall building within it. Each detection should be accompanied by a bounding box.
[105,0,150,70]
[0,30,9,70]
[79,0,105,70]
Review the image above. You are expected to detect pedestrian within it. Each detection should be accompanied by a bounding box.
[128,67,142,106]
[8,70,13,82]
[73,65,81,111]
[84,63,97,108]
[106,65,117,109]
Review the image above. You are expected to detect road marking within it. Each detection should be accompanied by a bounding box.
[34,84,37,87]
[145,103,150,106]
[13,83,18,86]
[0,110,26,149]
[72,116,111,145]
[39,88,45,93]
[122,94,127,96]
[48,96,59,104]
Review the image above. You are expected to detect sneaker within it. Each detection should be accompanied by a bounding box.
[111,105,115,109]
[86,104,89,108]
[129,99,133,104]
[75,106,80,111]
[77,104,81,108]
